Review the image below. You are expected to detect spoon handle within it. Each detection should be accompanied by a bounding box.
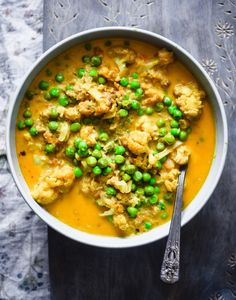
[160,165,187,284]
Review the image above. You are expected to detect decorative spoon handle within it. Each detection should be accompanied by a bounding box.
[160,165,187,284]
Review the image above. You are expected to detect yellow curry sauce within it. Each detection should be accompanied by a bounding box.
[16,39,215,237]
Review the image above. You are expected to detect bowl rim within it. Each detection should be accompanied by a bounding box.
[6,26,228,248]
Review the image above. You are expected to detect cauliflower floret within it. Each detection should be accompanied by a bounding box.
[160,168,180,192]
[158,48,174,66]
[64,106,80,121]
[98,65,118,81]
[80,125,98,146]
[174,82,205,119]
[171,145,191,165]
[108,46,136,76]
[136,116,158,139]
[141,84,165,106]
[78,100,96,116]
[120,130,150,155]
[107,176,132,193]
[113,214,130,231]
[31,162,75,204]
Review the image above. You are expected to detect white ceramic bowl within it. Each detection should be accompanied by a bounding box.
[6,27,228,248]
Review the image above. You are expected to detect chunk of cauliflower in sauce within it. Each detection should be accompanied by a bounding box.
[174,82,205,119]
[31,161,75,204]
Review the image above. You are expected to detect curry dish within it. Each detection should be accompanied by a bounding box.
[16,39,215,236]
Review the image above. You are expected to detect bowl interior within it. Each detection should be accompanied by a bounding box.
[6,27,228,248]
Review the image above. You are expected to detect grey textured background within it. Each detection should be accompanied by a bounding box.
[43,1,236,300]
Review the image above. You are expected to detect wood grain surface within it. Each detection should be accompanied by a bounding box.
[43,1,236,299]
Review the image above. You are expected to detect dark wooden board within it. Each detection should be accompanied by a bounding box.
[43,1,236,299]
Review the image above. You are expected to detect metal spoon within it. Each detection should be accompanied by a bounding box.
[160,164,188,284]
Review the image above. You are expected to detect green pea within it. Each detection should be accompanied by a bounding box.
[82,55,90,64]
[163,133,175,145]
[98,76,106,84]
[25,119,33,127]
[133,171,143,182]
[99,132,109,142]
[136,188,144,196]
[94,143,102,150]
[122,173,131,182]
[74,138,82,149]
[163,96,172,106]
[91,56,102,67]
[103,167,112,176]
[49,87,60,98]
[144,186,155,196]
[157,118,165,128]
[154,186,160,194]
[179,130,188,141]
[76,68,85,78]
[159,127,167,136]
[127,207,138,218]
[126,164,136,175]
[143,172,151,182]
[131,72,138,79]
[74,167,83,178]
[119,109,129,117]
[171,120,179,128]
[17,120,25,130]
[167,105,176,115]
[149,177,156,185]
[45,144,56,154]
[120,77,129,87]
[23,110,32,118]
[137,108,145,116]
[159,200,166,210]
[86,156,97,167]
[144,222,152,229]
[93,165,102,175]
[77,149,89,157]
[25,90,35,100]
[65,147,75,158]
[105,186,117,197]
[130,80,140,90]
[115,155,125,165]
[156,142,165,152]
[131,100,140,110]
[114,145,126,155]
[38,80,49,90]
[171,128,180,137]
[55,73,64,83]
[50,108,59,119]
[89,68,98,77]
[44,92,52,101]
[92,149,102,159]
[29,127,38,136]
[187,127,192,134]
[145,107,154,115]
[164,192,174,201]
[160,156,167,164]
[161,212,169,219]
[84,43,92,51]
[70,122,81,132]
[156,161,162,170]
[58,95,69,107]
[98,157,108,168]
[149,194,158,205]
[48,121,59,131]
[65,85,74,91]
[135,88,143,97]
[45,68,52,76]
[155,103,164,112]
[78,140,88,151]
[131,183,137,192]
[105,40,112,47]
[173,109,183,120]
